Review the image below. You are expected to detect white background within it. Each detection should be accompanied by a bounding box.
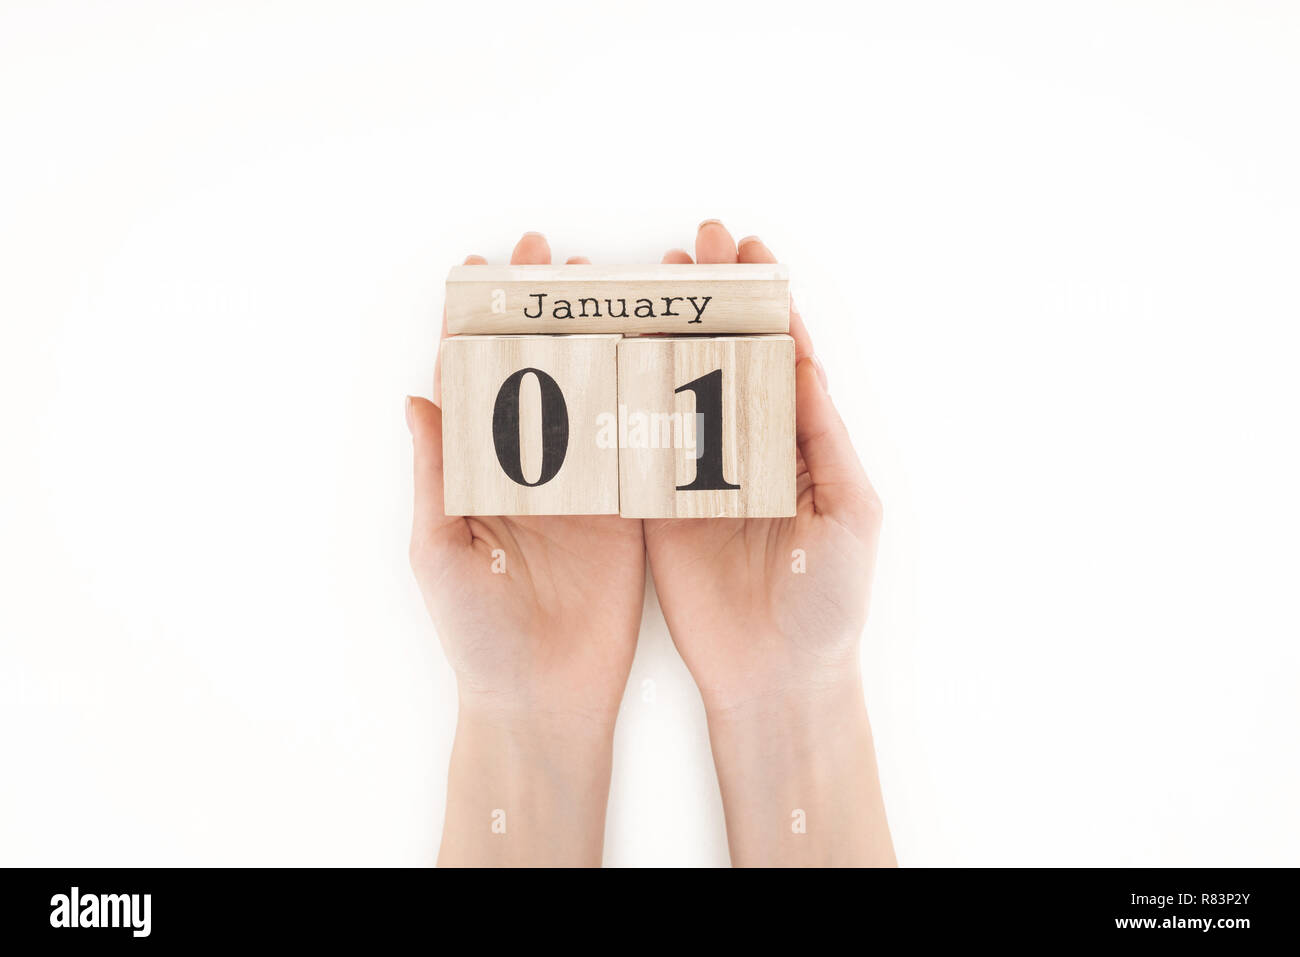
[2,1,1297,866]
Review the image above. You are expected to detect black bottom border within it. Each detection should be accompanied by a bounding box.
[1,866,1293,946]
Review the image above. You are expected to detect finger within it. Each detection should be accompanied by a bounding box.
[735,234,772,263]
[661,248,693,264]
[737,235,815,364]
[794,358,881,534]
[434,254,486,405]
[788,295,820,381]
[566,255,591,264]
[695,219,737,264]
[407,396,470,562]
[511,231,552,265]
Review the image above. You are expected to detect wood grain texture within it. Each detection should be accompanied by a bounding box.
[446,264,789,335]
[617,335,796,518]
[441,335,620,515]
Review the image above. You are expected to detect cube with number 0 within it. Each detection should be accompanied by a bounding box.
[616,335,796,518]
[440,334,621,515]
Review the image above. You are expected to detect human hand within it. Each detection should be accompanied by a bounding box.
[408,232,645,866]
[645,220,894,866]
[646,221,882,713]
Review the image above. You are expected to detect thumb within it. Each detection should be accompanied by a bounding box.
[406,396,469,563]
[794,358,882,534]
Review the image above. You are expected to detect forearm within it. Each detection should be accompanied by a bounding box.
[437,701,616,867]
[706,674,896,867]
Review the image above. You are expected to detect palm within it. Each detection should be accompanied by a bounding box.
[420,514,644,718]
[645,471,876,710]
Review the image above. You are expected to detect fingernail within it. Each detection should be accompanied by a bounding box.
[737,235,762,248]
[811,355,829,393]
[521,231,544,239]
[698,218,723,230]
[404,395,414,434]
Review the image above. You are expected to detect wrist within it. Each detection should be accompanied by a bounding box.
[703,670,895,867]
[704,668,868,751]
[439,697,616,867]
[456,691,619,752]
[698,653,865,725]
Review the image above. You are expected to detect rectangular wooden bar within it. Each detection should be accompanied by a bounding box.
[445,263,789,335]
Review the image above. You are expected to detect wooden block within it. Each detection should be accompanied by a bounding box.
[616,335,796,518]
[441,335,621,516]
[445,264,789,335]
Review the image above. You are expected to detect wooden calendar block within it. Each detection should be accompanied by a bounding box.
[616,336,796,519]
[441,335,621,516]
[445,264,789,335]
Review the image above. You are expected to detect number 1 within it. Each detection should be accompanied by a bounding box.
[675,369,740,491]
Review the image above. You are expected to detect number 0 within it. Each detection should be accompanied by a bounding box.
[492,368,569,487]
